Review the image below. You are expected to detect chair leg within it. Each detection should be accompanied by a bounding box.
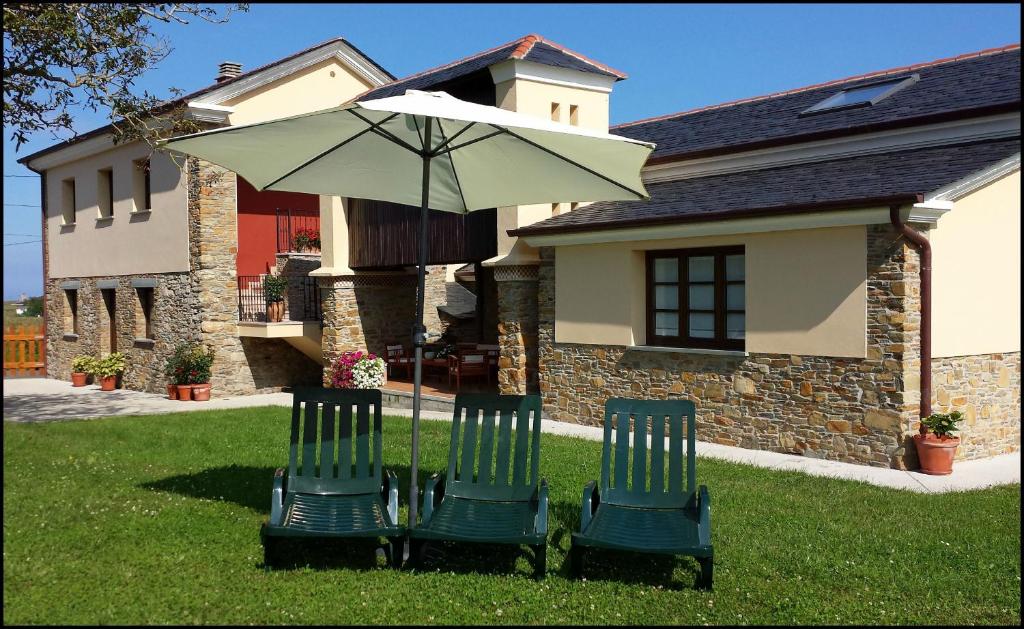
[387,537,404,569]
[568,543,583,578]
[532,543,546,580]
[262,537,277,569]
[697,556,714,590]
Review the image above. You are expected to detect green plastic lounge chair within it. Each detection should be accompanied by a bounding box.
[409,393,549,578]
[261,387,405,568]
[569,398,713,589]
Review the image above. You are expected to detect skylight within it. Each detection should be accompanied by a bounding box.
[801,74,920,115]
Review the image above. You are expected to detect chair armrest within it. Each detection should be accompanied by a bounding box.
[269,467,287,526]
[533,478,549,536]
[421,473,445,526]
[381,469,400,525]
[698,484,711,546]
[580,480,600,533]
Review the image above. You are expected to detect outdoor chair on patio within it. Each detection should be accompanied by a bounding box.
[261,387,405,568]
[447,351,490,390]
[568,398,713,589]
[476,344,500,378]
[385,343,413,380]
[409,393,549,578]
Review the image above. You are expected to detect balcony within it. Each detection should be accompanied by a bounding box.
[236,274,323,363]
[276,208,320,254]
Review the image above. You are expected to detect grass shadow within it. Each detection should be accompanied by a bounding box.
[140,464,275,514]
[566,547,698,591]
[410,540,531,578]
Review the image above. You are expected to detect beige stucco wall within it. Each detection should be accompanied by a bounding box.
[224,58,373,125]
[554,225,868,357]
[494,77,612,256]
[46,144,188,278]
[930,170,1021,357]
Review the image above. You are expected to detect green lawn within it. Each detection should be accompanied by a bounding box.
[3,408,1020,625]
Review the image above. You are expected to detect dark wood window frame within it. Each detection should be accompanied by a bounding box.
[645,246,745,351]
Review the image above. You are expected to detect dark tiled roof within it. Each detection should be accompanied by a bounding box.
[358,34,625,101]
[512,138,1021,237]
[18,37,394,166]
[613,45,1020,162]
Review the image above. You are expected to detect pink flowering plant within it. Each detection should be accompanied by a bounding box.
[330,350,386,389]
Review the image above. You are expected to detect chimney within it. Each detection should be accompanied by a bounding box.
[216,61,242,83]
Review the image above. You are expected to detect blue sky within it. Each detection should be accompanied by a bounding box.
[3,3,1020,299]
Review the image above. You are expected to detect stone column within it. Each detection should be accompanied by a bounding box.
[495,264,540,395]
[318,271,418,386]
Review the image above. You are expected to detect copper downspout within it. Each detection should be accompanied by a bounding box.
[889,204,931,432]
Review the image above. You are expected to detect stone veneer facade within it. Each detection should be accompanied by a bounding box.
[495,225,1020,468]
[45,272,199,394]
[188,158,322,395]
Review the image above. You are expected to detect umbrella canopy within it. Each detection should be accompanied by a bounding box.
[160,90,654,531]
[161,90,653,212]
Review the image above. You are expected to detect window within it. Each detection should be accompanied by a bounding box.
[647,247,745,350]
[99,288,117,353]
[61,178,76,225]
[569,104,579,126]
[570,202,579,212]
[801,74,919,115]
[551,202,561,216]
[97,168,114,218]
[64,289,79,336]
[135,287,154,340]
[550,102,561,122]
[132,158,151,212]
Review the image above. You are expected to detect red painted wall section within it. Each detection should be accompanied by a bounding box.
[236,177,319,277]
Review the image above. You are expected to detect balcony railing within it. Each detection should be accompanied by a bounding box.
[238,274,322,323]
[276,208,320,254]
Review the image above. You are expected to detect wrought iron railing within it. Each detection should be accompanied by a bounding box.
[276,208,320,253]
[237,274,322,323]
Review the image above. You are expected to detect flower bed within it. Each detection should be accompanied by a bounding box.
[330,350,386,389]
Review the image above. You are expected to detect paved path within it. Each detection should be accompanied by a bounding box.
[4,377,1018,494]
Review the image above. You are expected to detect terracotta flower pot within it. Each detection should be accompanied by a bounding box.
[71,372,88,387]
[177,384,194,401]
[167,384,178,400]
[99,375,117,391]
[266,301,285,323]
[192,383,211,401]
[913,433,960,475]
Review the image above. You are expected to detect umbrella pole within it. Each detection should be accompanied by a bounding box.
[409,117,433,531]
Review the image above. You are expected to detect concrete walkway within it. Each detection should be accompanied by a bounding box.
[4,377,1018,494]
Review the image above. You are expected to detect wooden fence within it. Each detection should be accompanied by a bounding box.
[3,320,46,378]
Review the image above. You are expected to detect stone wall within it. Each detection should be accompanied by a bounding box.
[931,352,1021,459]
[188,158,321,395]
[45,272,199,393]
[275,253,323,321]
[519,225,930,469]
[495,265,539,395]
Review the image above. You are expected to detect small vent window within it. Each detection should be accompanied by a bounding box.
[801,74,919,115]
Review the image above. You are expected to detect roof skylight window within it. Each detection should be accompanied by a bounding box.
[801,74,919,115]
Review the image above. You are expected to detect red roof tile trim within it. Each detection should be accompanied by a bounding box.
[613,42,1021,129]
[352,33,627,102]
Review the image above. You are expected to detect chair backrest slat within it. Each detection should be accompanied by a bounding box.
[494,408,514,486]
[302,400,319,477]
[649,412,666,494]
[602,398,697,508]
[288,387,382,494]
[319,403,336,479]
[448,394,541,501]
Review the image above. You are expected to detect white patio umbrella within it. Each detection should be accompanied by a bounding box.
[161,89,654,529]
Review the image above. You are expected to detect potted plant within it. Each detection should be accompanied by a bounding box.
[188,345,216,401]
[293,227,321,253]
[913,410,965,475]
[167,343,195,400]
[70,355,96,387]
[330,350,386,389]
[263,274,288,322]
[93,352,126,391]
